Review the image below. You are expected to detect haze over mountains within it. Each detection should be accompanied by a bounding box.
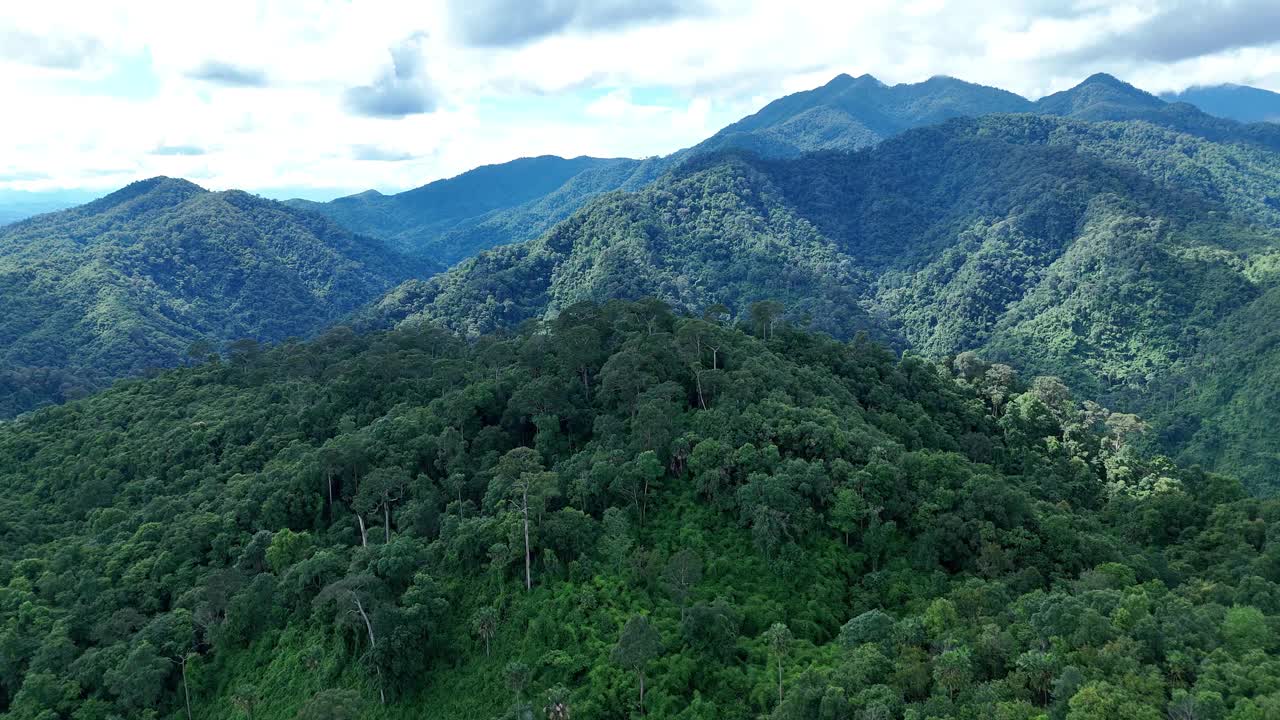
[1162,83,1280,123]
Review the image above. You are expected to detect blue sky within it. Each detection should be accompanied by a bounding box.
[2,0,1279,200]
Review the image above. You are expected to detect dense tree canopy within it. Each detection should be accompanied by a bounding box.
[0,300,1274,720]
[367,109,1280,493]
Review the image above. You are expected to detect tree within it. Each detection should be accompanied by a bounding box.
[505,660,530,709]
[471,606,499,657]
[830,487,870,545]
[662,549,703,621]
[314,575,388,704]
[600,507,634,571]
[544,684,571,720]
[294,689,364,720]
[748,300,785,340]
[104,640,170,712]
[494,448,559,591]
[1222,605,1271,654]
[612,615,662,714]
[932,647,973,700]
[764,622,793,706]
[981,364,1017,416]
[355,467,408,544]
[612,450,663,526]
[1016,650,1056,706]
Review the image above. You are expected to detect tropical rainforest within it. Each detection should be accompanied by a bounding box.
[1,70,1280,720]
[2,300,1277,720]
[369,81,1280,494]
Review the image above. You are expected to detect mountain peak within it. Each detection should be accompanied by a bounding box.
[1071,72,1160,101]
[1034,72,1164,119]
[1080,72,1124,86]
[82,176,206,215]
[1159,83,1280,123]
[824,73,882,90]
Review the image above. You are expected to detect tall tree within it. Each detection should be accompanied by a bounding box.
[494,448,558,591]
[763,622,793,706]
[612,615,662,715]
[471,606,499,657]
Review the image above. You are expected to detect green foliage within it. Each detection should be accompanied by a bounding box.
[369,110,1280,493]
[0,300,1275,720]
[0,177,431,416]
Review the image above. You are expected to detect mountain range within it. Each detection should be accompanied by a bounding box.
[365,75,1280,493]
[3,68,1280,720]
[4,71,1280,493]
[1162,83,1280,123]
[0,177,429,415]
[297,73,1280,263]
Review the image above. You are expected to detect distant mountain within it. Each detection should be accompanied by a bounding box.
[368,113,1280,492]
[1033,72,1165,120]
[1161,83,1280,123]
[300,75,1038,264]
[1041,74,1280,152]
[0,177,432,415]
[0,188,100,226]
[287,155,627,264]
[696,73,1031,157]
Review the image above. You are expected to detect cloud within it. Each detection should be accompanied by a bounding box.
[1063,0,1280,63]
[187,61,268,87]
[449,0,705,47]
[0,170,50,182]
[151,145,207,156]
[0,29,102,69]
[343,32,439,118]
[351,145,417,161]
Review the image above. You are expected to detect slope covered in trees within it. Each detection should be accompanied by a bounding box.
[0,177,431,417]
[0,300,1275,720]
[369,113,1280,492]
[697,73,1030,157]
[298,73,1280,273]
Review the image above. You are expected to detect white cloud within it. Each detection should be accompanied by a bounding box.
[0,0,1277,197]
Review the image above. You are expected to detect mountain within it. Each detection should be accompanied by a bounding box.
[298,75,1036,266]
[1161,83,1280,123]
[696,73,1031,157]
[368,113,1280,493]
[299,73,1280,272]
[0,177,433,416]
[1033,72,1165,120]
[0,298,1271,720]
[287,155,629,264]
[0,188,100,226]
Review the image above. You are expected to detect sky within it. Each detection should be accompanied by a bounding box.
[2,0,1280,200]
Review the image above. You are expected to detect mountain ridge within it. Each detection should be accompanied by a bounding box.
[367,111,1280,492]
[0,177,433,415]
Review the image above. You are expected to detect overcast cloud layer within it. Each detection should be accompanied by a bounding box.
[2,0,1279,198]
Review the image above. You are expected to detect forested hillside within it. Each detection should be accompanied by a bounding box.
[1,300,1274,720]
[300,73,1280,273]
[368,113,1280,492]
[301,74,1037,264]
[0,177,431,417]
[696,73,1030,157]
